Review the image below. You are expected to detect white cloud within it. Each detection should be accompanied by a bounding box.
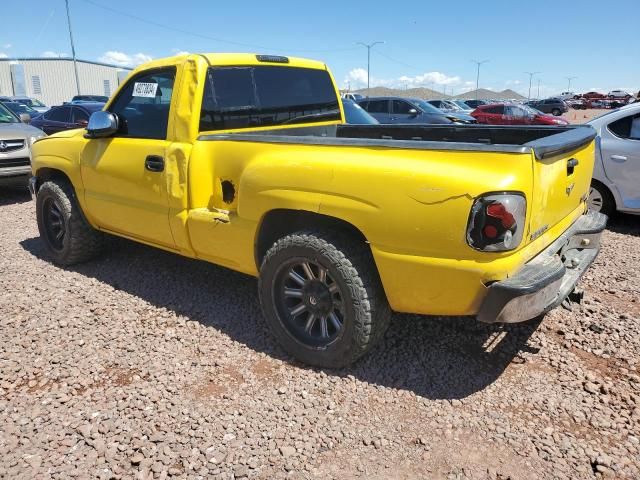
[2,43,11,50]
[0,53,7,59]
[343,68,465,91]
[41,51,67,58]
[99,51,152,67]
[171,48,189,56]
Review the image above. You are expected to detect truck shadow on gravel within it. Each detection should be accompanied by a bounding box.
[21,235,542,400]
[606,212,640,237]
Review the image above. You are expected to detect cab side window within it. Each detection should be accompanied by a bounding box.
[108,68,176,140]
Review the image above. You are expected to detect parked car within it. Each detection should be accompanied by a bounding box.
[526,98,568,116]
[342,93,364,102]
[357,97,453,124]
[587,104,640,215]
[0,101,42,120]
[0,96,48,114]
[566,99,587,110]
[70,95,109,103]
[451,100,474,112]
[342,99,378,124]
[471,103,569,126]
[0,102,46,186]
[581,91,606,100]
[462,99,488,109]
[607,90,632,100]
[30,103,105,135]
[29,52,604,367]
[557,92,577,100]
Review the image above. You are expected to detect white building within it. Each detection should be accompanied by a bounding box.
[0,57,132,107]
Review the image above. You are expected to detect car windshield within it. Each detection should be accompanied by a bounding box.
[30,99,46,107]
[342,100,378,124]
[0,102,19,123]
[453,101,472,110]
[411,99,443,114]
[521,105,543,115]
[5,102,38,115]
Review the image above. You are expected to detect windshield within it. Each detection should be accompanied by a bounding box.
[6,102,38,115]
[342,100,378,124]
[411,99,443,114]
[0,102,19,123]
[453,100,472,110]
[30,99,46,107]
[521,105,543,116]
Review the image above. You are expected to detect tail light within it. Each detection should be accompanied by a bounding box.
[467,193,526,251]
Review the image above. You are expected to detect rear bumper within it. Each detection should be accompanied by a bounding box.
[477,210,607,323]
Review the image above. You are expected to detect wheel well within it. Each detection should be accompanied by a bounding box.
[255,209,369,268]
[35,168,72,191]
[591,178,616,205]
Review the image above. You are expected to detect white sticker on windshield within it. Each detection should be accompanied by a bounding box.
[132,82,158,97]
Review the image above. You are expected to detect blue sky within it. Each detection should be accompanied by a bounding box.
[2,0,638,97]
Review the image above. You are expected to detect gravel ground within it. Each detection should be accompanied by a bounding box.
[1,186,639,479]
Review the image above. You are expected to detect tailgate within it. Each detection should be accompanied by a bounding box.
[527,126,597,242]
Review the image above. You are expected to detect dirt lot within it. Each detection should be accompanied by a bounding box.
[1,187,639,480]
[563,109,608,125]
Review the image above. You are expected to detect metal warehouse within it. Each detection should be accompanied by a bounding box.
[0,58,132,107]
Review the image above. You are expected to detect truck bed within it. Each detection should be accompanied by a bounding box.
[200,124,596,160]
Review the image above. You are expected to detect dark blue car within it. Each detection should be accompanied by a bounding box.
[357,97,453,125]
[30,102,105,135]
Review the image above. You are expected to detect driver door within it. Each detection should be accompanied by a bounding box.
[79,67,177,248]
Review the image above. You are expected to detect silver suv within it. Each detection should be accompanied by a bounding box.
[0,103,46,186]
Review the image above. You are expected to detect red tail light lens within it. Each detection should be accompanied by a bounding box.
[467,194,526,251]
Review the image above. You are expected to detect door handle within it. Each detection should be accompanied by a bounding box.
[145,155,164,172]
[611,155,627,162]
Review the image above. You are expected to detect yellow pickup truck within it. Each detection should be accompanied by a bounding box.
[29,53,606,367]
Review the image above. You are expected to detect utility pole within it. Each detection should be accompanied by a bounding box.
[471,59,489,100]
[566,76,577,92]
[525,71,540,101]
[65,0,81,95]
[357,41,384,92]
[537,78,541,99]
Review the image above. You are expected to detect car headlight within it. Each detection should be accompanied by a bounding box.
[29,134,46,146]
[552,119,566,125]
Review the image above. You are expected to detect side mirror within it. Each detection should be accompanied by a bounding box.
[408,108,418,116]
[19,113,31,123]
[85,111,118,138]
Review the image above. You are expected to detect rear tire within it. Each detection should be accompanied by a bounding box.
[552,108,561,116]
[258,230,391,368]
[588,181,614,217]
[36,179,104,265]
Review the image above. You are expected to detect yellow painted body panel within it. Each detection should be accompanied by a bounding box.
[30,53,596,317]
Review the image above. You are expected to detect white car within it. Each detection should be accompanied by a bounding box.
[557,91,576,100]
[607,90,631,100]
[587,104,640,215]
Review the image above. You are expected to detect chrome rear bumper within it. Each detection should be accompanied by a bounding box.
[477,210,607,323]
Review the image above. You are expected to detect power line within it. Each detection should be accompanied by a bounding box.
[80,0,359,54]
[373,50,422,72]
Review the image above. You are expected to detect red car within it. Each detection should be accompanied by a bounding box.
[470,104,569,126]
[581,91,606,100]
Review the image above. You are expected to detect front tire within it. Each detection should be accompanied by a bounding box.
[552,108,561,116]
[36,179,104,265]
[259,231,391,368]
